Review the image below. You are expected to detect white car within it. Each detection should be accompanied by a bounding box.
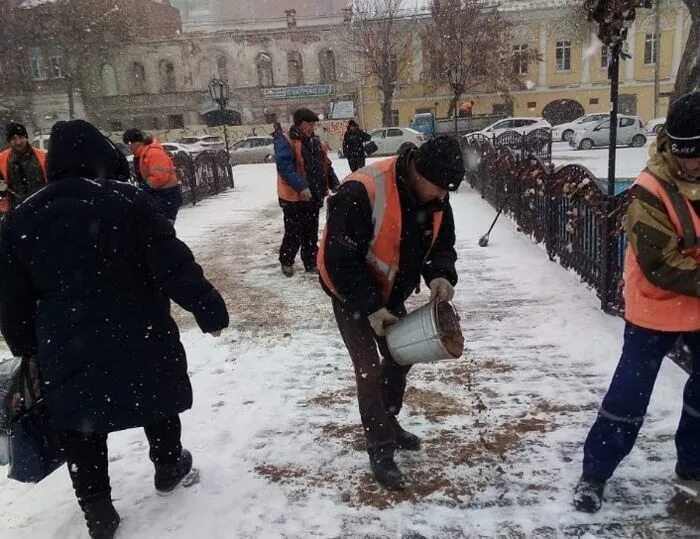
[472,117,551,139]
[230,136,275,164]
[178,135,225,153]
[367,127,427,156]
[646,117,666,135]
[551,113,610,142]
[570,115,647,150]
[161,142,198,157]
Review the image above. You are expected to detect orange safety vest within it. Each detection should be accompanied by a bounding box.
[277,133,329,202]
[623,170,700,332]
[318,156,444,303]
[0,147,48,213]
[135,140,178,189]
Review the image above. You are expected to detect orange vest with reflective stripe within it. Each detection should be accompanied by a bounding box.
[277,133,329,202]
[623,170,700,331]
[318,157,444,303]
[0,147,48,213]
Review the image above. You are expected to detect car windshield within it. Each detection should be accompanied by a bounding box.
[179,137,199,144]
[201,137,222,143]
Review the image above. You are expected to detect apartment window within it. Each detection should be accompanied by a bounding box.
[28,48,44,80]
[131,62,146,94]
[168,115,184,129]
[48,55,64,79]
[287,51,304,86]
[601,45,609,68]
[390,109,399,127]
[644,33,658,65]
[319,49,336,83]
[513,45,528,75]
[256,52,274,87]
[555,41,572,71]
[589,98,600,105]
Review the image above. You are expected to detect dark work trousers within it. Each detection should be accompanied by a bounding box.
[60,416,183,504]
[332,298,411,460]
[348,157,366,173]
[583,323,700,481]
[279,203,320,270]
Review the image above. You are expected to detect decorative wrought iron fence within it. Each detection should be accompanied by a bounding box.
[462,138,692,372]
[171,150,234,205]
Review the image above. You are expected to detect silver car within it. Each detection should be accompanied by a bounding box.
[570,115,647,150]
[230,136,275,164]
[368,127,427,156]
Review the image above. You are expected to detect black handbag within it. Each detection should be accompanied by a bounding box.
[364,140,378,156]
[4,356,64,483]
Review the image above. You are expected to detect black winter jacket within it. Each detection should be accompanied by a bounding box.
[342,129,371,159]
[321,148,458,316]
[0,178,229,433]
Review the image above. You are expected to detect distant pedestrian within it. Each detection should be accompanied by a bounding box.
[275,107,339,277]
[342,119,372,172]
[271,121,284,139]
[0,120,229,538]
[0,122,48,216]
[573,90,700,513]
[123,128,182,223]
[458,100,474,118]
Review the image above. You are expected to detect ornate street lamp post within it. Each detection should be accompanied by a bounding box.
[208,77,231,160]
[448,63,463,137]
[584,0,649,311]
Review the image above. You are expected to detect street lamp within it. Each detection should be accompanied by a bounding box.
[448,63,463,136]
[208,77,231,160]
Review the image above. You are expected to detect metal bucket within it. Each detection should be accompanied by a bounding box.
[386,301,464,367]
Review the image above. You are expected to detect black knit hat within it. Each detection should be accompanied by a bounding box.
[122,128,145,144]
[414,135,465,191]
[6,122,28,142]
[293,108,319,126]
[666,91,700,159]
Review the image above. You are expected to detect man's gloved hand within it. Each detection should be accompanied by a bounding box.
[429,277,455,302]
[367,307,399,337]
[300,188,312,201]
[0,182,7,193]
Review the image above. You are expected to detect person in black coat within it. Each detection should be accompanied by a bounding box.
[0,120,229,539]
[342,119,372,172]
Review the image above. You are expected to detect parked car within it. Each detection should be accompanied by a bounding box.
[570,115,647,150]
[31,135,50,152]
[177,135,225,153]
[161,142,197,157]
[551,113,610,142]
[366,127,427,156]
[645,117,666,135]
[230,136,275,164]
[472,117,551,139]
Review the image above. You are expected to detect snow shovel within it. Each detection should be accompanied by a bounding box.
[478,192,512,247]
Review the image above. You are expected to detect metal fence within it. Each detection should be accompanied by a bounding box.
[171,150,234,205]
[466,128,553,163]
[462,138,692,372]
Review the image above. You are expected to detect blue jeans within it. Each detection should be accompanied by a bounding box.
[582,323,700,481]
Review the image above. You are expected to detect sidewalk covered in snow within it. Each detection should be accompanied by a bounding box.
[0,159,697,538]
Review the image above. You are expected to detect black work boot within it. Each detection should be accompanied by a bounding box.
[573,475,605,513]
[80,495,120,539]
[281,264,294,277]
[154,449,193,495]
[369,456,406,491]
[389,416,421,451]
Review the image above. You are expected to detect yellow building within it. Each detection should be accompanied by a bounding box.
[358,0,692,129]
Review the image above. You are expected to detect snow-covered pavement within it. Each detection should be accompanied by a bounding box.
[1,158,697,538]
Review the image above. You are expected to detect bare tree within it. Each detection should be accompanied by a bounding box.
[347,0,414,126]
[674,0,700,99]
[423,0,539,117]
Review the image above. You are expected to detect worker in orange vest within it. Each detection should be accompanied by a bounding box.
[123,129,181,223]
[0,122,47,215]
[574,90,700,512]
[318,136,464,490]
[275,108,339,277]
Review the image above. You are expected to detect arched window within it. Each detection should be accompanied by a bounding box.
[198,54,229,89]
[287,51,304,86]
[256,52,274,87]
[216,55,228,81]
[319,49,336,83]
[131,62,146,94]
[100,64,117,96]
[159,60,176,92]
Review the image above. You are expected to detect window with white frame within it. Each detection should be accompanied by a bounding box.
[513,44,528,75]
[555,41,571,71]
[48,55,64,79]
[644,33,658,65]
[28,48,44,80]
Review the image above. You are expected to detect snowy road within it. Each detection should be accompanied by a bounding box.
[1,158,698,538]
